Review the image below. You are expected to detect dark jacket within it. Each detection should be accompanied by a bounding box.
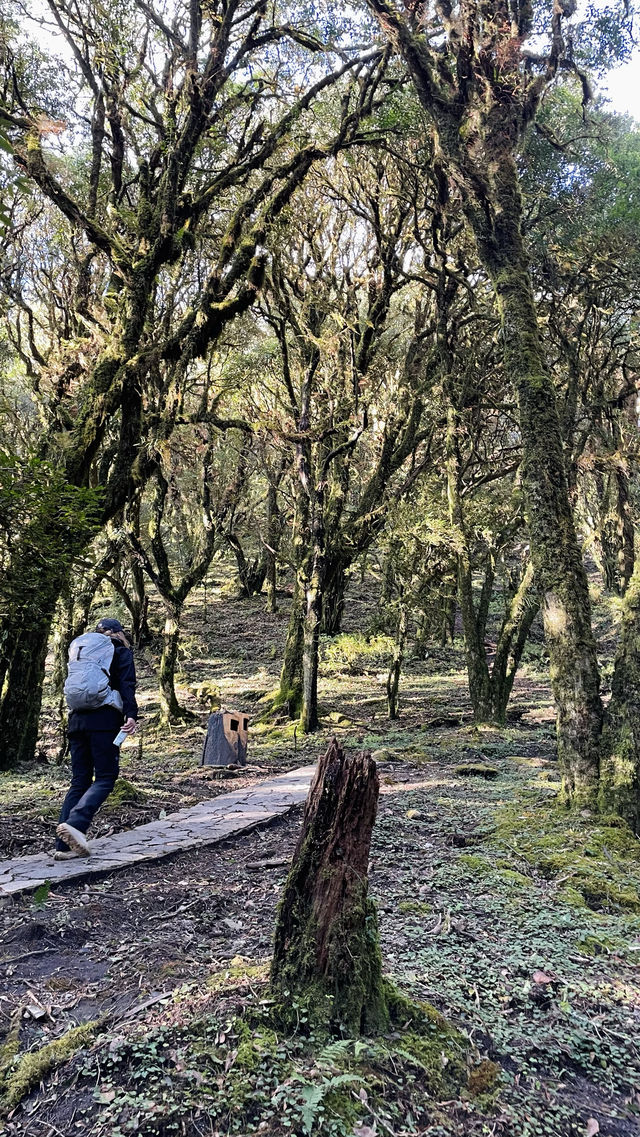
[68,640,138,733]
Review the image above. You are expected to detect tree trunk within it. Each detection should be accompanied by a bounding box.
[441,590,457,646]
[0,531,74,768]
[489,561,538,723]
[387,604,407,720]
[617,464,635,596]
[0,624,51,767]
[129,559,151,646]
[159,602,185,723]
[474,157,603,805]
[301,562,323,733]
[271,738,388,1036]
[445,403,493,721]
[228,533,267,597]
[265,481,280,614]
[599,561,640,833]
[274,576,304,716]
[321,562,347,635]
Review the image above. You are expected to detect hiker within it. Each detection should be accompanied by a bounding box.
[55,618,138,860]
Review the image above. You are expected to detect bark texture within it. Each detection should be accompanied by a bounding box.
[599,562,640,833]
[271,738,388,1036]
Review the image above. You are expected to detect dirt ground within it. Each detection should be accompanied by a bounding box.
[1,576,639,1136]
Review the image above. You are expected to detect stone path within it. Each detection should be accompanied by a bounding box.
[0,766,314,898]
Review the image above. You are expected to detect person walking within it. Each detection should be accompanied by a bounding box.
[55,617,138,859]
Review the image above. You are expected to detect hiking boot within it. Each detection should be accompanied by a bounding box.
[52,849,82,861]
[56,823,91,856]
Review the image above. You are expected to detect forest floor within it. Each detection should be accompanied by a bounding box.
[0,574,639,1137]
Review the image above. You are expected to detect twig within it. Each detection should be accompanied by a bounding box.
[351,1091,397,1137]
[1,947,58,963]
[148,897,202,921]
[116,990,173,1021]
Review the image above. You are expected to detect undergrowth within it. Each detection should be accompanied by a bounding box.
[8,972,477,1137]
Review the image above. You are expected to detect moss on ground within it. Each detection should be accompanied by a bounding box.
[1,1020,100,1112]
[397,899,432,915]
[494,802,640,912]
[107,777,147,807]
[3,968,471,1136]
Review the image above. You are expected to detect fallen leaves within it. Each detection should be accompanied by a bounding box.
[532,970,553,984]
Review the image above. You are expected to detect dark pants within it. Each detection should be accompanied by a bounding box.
[56,731,119,850]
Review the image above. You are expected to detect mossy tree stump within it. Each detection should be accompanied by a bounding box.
[270,738,388,1036]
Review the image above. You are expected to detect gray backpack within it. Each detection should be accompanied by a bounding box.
[64,633,124,713]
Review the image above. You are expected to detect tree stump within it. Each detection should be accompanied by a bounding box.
[270,738,388,1036]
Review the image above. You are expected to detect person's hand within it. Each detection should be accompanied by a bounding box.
[123,717,137,735]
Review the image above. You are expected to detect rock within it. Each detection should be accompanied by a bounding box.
[454,763,499,780]
[371,748,400,763]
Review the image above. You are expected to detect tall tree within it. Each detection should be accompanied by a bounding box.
[361,0,634,804]
[0,0,383,765]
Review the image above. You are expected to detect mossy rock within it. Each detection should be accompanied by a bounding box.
[454,763,500,780]
[371,748,400,763]
[325,712,354,727]
[108,777,147,807]
[190,681,221,709]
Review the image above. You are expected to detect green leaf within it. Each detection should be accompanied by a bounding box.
[33,881,51,906]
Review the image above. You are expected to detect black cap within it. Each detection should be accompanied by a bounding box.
[96,617,124,634]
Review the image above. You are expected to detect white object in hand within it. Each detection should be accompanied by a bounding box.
[113,729,128,747]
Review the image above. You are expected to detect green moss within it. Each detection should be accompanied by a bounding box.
[207,960,269,994]
[454,763,499,779]
[557,885,588,908]
[233,1020,277,1072]
[397,900,433,915]
[577,933,623,956]
[467,1058,501,1097]
[108,777,146,807]
[371,748,398,763]
[323,1085,361,1128]
[494,802,640,912]
[457,853,492,873]
[1,1020,99,1111]
[496,868,531,888]
[0,1009,21,1084]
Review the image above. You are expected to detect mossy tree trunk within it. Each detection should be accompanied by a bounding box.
[479,180,603,802]
[301,560,323,733]
[489,561,539,723]
[364,0,605,808]
[159,602,185,723]
[599,561,640,833]
[265,480,281,614]
[275,576,305,717]
[387,602,407,720]
[227,532,268,598]
[129,453,217,724]
[321,561,348,636]
[271,738,389,1036]
[445,403,493,722]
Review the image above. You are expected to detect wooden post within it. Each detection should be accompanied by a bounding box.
[270,738,388,1036]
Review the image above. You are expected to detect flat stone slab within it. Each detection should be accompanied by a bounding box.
[0,766,314,898]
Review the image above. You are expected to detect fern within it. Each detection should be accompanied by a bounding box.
[298,1073,363,1134]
